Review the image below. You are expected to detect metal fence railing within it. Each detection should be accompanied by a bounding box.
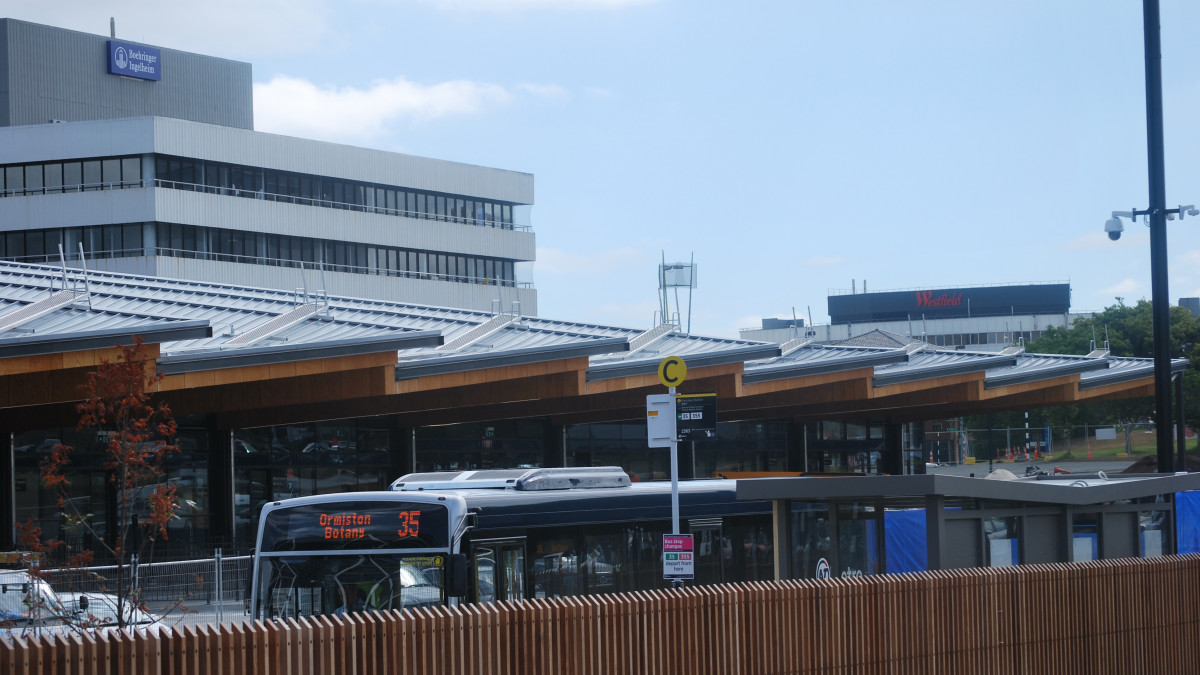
[41,550,252,627]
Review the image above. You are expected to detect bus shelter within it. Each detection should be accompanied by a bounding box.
[736,472,1200,580]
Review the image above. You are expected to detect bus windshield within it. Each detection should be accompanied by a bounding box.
[256,553,447,619]
[254,499,454,619]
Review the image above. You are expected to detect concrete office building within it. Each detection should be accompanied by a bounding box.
[0,18,536,314]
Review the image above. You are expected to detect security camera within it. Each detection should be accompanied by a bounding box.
[1105,216,1124,241]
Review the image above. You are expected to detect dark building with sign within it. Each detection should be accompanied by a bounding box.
[827,283,1071,324]
[744,282,1082,351]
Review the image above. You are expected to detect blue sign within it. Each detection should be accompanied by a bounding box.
[107,40,161,81]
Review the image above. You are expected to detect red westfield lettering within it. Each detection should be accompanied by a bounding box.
[915,291,964,308]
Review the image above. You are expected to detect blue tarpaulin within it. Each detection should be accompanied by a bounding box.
[1177,491,1200,554]
[884,509,927,574]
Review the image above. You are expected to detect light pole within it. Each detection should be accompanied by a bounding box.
[1103,0,1196,474]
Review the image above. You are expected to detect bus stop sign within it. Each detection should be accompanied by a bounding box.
[676,393,717,441]
[663,534,694,580]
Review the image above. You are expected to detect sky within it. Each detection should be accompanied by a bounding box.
[9,0,1200,339]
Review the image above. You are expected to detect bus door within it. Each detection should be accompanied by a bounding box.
[472,539,525,603]
[689,517,728,585]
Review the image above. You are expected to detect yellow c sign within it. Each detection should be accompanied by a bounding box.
[658,356,687,388]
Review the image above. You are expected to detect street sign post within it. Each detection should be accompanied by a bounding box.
[676,392,717,441]
[663,533,694,580]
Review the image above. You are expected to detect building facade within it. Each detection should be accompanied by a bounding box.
[0,18,536,314]
[743,282,1081,351]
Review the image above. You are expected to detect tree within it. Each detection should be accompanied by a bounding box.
[1028,298,1200,452]
[17,337,181,631]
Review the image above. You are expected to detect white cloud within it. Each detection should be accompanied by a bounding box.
[519,83,571,99]
[534,246,650,275]
[1178,249,1200,267]
[1063,230,1147,252]
[1098,278,1142,296]
[583,87,616,100]
[254,75,512,144]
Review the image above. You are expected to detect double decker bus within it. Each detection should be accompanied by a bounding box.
[249,467,776,620]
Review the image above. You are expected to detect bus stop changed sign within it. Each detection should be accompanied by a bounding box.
[663,534,694,580]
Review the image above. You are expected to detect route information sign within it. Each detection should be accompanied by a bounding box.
[663,534,694,580]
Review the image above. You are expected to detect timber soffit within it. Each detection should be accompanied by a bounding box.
[0,261,1177,400]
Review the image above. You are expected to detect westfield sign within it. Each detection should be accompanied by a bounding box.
[915,291,964,308]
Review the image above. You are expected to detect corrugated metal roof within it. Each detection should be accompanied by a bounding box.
[984,353,1111,389]
[873,349,1020,387]
[1079,356,1189,390]
[742,343,910,384]
[0,261,1173,400]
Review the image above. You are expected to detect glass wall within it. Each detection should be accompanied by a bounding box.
[232,421,397,550]
[414,420,546,473]
[806,421,887,474]
[13,426,209,562]
[153,155,518,229]
[1,156,142,196]
[567,420,788,482]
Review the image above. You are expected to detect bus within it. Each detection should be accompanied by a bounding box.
[249,467,776,620]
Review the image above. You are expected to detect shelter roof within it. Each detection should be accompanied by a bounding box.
[0,261,1174,430]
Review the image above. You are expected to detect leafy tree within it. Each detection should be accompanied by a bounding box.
[1028,298,1200,452]
[17,337,182,631]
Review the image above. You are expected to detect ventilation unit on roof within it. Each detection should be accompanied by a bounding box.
[390,466,631,492]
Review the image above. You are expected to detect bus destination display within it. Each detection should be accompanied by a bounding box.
[319,509,421,541]
[261,501,448,551]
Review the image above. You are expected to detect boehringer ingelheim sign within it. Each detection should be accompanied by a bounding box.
[107,40,161,81]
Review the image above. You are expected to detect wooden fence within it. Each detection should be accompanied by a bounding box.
[3,555,1199,674]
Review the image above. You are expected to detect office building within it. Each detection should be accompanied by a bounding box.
[0,18,536,314]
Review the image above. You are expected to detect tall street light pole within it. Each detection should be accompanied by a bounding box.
[1143,0,1173,473]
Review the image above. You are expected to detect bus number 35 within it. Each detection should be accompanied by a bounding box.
[398,510,421,538]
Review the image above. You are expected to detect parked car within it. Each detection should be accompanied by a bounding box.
[59,592,162,631]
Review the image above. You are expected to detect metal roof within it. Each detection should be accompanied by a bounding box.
[0,261,1174,403]
[742,343,910,384]
[736,471,1200,506]
[872,349,1020,387]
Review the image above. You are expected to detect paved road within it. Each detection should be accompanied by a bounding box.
[927,459,1136,478]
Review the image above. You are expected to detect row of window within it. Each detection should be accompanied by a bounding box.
[927,331,1041,348]
[0,224,143,260]
[155,223,517,285]
[154,156,520,229]
[1,156,142,195]
[0,223,517,286]
[0,155,526,233]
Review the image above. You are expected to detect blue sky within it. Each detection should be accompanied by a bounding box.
[11,1,1200,338]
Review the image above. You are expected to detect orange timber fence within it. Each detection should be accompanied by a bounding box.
[3,554,1200,675]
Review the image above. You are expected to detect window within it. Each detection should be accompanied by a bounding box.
[102,159,121,187]
[123,157,142,186]
[82,160,102,190]
[63,162,81,192]
[5,166,24,193]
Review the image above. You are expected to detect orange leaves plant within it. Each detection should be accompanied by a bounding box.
[20,336,180,631]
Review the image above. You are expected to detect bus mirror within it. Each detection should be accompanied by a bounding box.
[446,553,468,597]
